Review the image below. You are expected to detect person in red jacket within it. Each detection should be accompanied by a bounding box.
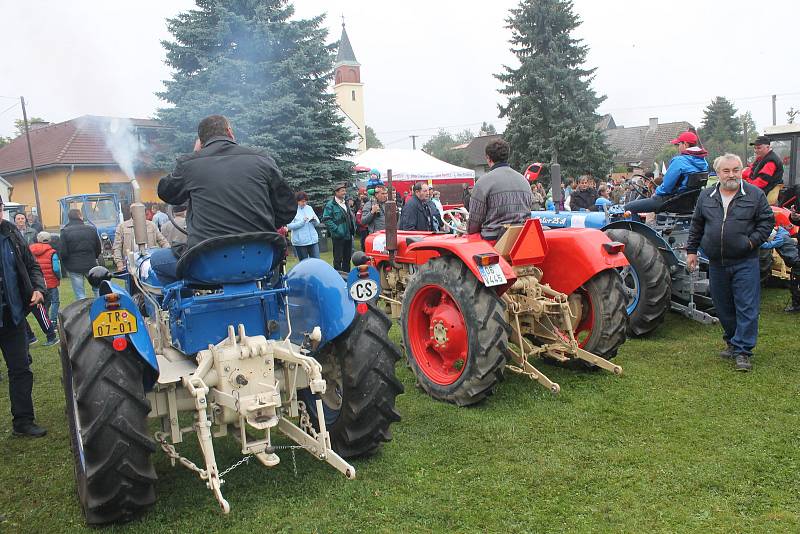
[743,135,784,201]
[29,232,61,346]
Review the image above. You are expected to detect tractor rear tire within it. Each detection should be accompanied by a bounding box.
[401,256,511,406]
[605,229,671,336]
[58,299,157,525]
[572,269,628,359]
[306,302,403,458]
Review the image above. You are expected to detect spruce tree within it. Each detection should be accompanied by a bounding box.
[157,0,352,204]
[497,0,612,178]
[699,97,744,165]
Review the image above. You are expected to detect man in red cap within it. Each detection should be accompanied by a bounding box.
[625,130,709,214]
[743,135,783,202]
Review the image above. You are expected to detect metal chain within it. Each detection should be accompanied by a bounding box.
[219,455,252,480]
[154,432,207,480]
[298,401,318,439]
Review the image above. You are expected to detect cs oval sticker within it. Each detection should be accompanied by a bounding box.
[349,279,379,302]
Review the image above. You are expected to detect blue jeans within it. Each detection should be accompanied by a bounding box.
[624,194,671,214]
[46,287,60,327]
[708,256,760,357]
[67,271,98,300]
[294,242,320,261]
[149,247,179,285]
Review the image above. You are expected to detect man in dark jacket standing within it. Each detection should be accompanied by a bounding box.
[467,139,532,239]
[60,209,101,299]
[399,182,434,232]
[153,115,295,282]
[323,183,356,272]
[0,197,48,437]
[361,185,388,233]
[687,154,774,372]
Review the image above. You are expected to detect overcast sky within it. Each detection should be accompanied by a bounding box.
[2,0,799,150]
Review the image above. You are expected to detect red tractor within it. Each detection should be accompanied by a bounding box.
[364,202,630,406]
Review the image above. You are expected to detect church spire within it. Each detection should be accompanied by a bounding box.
[335,19,359,67]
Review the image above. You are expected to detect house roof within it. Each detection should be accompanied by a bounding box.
[335,24,359,67]
[604,119,693,168]
[457,134,503,166]
[0,115,168,175]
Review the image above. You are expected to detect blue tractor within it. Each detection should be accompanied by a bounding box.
[58,202,402,525]
[532,172,717,336]
[59,193,123,264]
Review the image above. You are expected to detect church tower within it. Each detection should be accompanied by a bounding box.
[334,21,366,153]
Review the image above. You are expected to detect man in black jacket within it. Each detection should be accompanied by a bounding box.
[60,209,101,299]
[152,115,295,282]
[398,182,434,232]
[0,197,48,437]
[569,175,598,211]
[687,154,774,372]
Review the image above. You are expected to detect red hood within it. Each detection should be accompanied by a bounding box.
[29,243,54,257]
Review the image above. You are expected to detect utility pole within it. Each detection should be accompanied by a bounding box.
[742,119,748,164]
[20,96,42,219]
[772,94,777,126]
[410,135,418,150]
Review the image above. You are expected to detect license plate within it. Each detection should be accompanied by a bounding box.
[92,310,138,338]
[478,263,507,287]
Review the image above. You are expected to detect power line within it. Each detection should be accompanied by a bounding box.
[0,95,19,100]
[376,119,503,136]
[0,102,19,117]
[600,92,800,114]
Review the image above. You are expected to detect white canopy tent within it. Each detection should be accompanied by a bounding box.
[352,148,475,181]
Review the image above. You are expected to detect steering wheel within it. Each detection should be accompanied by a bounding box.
[166,204,188,236]
[441,207,469,234]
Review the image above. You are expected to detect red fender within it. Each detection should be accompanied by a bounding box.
[366,231,517,293]
[538,228,629,295]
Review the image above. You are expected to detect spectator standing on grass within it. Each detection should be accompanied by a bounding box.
[112,206,169,272]
[399,182,434,232]
[151,203,169,231]
[687,154,774,372]
[323,183,356,272]
[568,175,598,211]
[28,232,60,346]
[14,214,37,245]
[0,196,48,437]
[160,204,187,246]
[26,213,43,233]
[60,209,101,300]
[287,192,320,261]
[361,185,388,233]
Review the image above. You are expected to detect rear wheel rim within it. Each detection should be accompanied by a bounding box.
[574,287,596,348]
[407,284,469,385]
[617,265,640,315]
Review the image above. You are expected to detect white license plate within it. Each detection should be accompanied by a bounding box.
[478,263,507,287]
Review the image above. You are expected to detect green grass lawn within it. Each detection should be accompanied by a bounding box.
[1,260,798,533]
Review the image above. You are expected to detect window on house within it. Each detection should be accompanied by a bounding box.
[351,90,356,101]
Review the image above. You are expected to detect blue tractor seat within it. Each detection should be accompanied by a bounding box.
[165,232,288,355]
[175,232,286,285]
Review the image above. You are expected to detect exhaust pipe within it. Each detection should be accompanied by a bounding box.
[384,169,397,263]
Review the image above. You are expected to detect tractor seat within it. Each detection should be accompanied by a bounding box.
[175,232,286,285]
[655,172,708,215]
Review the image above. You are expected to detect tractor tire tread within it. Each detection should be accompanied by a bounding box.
[58,299,156,525]
[579,269,628,359]
[318,302,403,458]
[606,229,671,336]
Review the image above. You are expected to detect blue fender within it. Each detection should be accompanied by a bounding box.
[90,281,159,390]
[284,258,356,347]
[602,220,682,267]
